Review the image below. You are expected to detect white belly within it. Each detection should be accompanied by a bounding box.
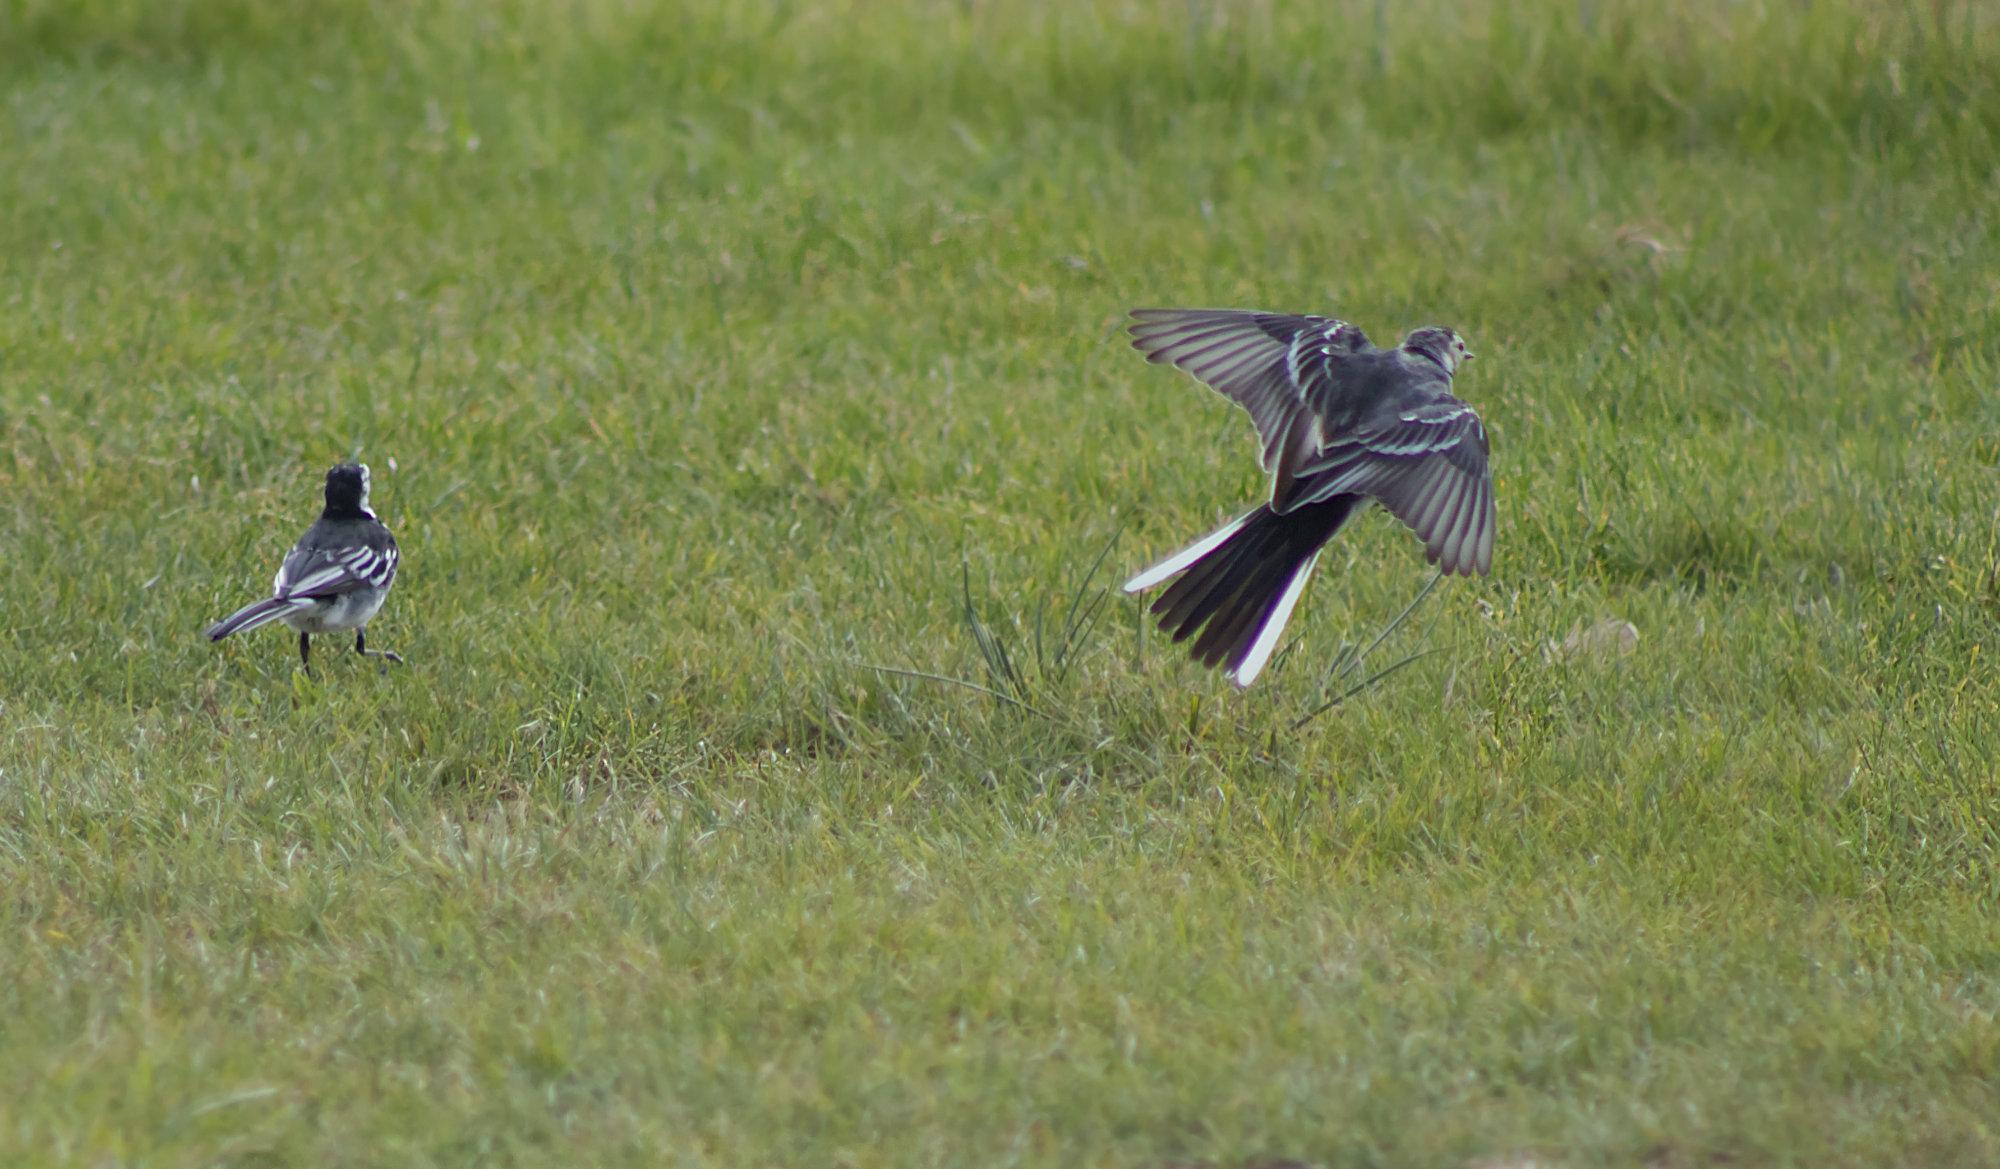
[281,588,388,635]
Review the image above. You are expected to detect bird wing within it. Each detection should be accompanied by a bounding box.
[1291,396,1495,576]
[1128,308,1372,503]
[274,535,399,599]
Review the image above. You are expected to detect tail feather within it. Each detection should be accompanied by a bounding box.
[1122,509,1255,594]
[1180,519,1297,665]
[1163,518,1281,650]
[1155,534,1245,643]
[1129,495,1362,685]
[1232,549,1323,684]
[207,595,305,641]
[1191,538,1292,665]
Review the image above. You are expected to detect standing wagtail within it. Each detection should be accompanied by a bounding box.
[207,462,403,672]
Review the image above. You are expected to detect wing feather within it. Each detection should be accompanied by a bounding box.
[1292,401,1494,576]
[1129,309,1371,491]
[274,535,399,599]
[1433,474,1476,568]
[1129,307,1495,578]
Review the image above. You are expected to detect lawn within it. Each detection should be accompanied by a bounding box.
[2,0,1998,1165]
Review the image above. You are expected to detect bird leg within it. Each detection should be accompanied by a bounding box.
[356,629,404,668]
[298,630,313,674]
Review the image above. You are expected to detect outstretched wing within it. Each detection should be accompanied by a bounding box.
[1291,396,1495,576]
[1128,308,1372,502]
[274,537,399,599]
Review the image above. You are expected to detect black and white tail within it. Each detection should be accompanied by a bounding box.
[1124,495,1362,686]
[206,596,306,641]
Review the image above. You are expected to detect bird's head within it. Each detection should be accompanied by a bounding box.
[324,462,372,516]
[1402,326,1475,376]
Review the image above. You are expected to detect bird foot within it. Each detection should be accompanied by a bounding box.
[358,648,404,675]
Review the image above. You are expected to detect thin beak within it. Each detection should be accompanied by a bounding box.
[1463,351,1476,361]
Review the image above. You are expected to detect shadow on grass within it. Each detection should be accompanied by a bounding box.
[1584,512,1776,594]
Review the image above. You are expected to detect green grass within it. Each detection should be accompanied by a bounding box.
[3,0,1999,1164]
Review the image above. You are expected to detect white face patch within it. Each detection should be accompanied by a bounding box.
[357,463,372,512]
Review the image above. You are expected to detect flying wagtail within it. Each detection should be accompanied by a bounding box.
[1122,309,1494,686]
